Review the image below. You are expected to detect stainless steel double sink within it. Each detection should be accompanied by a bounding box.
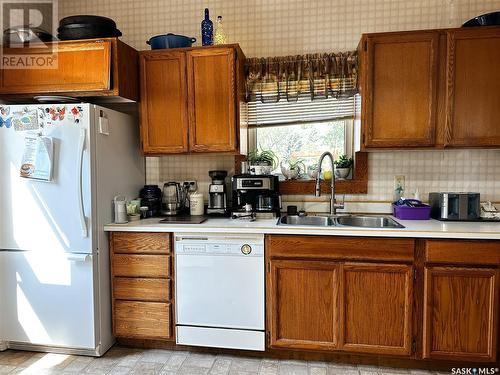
[278,215,404,229]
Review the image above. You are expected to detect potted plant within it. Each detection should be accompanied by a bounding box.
[247,149,277,175]
[334,154,353,179]
[280,158,306,180]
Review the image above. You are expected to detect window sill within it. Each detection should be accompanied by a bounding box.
[278,152,368,195]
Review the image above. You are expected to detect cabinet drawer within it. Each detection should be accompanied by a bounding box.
[114,301,172,339]
[425,240,500,265]
[112,254,170,278]
[112,232,170,254]
[113,277,170,302]
[266,235,414,262]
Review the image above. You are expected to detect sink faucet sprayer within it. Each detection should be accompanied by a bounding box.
[315,152,345,215]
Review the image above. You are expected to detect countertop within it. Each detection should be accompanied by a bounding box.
[104,216,500,240]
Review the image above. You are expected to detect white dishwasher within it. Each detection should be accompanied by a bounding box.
[175,233,265,351]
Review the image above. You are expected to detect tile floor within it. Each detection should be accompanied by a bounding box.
[0,346,448,375]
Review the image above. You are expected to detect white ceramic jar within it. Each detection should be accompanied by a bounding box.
[189,192,205,216]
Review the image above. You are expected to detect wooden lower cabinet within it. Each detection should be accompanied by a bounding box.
[267,235,415,357]
[341,263,413,356]
[268,259,340,351]
[110,232,174,341]
[423,266,498,362]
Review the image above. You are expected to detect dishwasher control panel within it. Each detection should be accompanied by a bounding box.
[175,234,264,256]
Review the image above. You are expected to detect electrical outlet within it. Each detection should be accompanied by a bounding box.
[183,181,198,192]
[394,175,405,199]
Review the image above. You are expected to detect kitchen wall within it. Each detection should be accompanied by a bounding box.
[60,0,500,207]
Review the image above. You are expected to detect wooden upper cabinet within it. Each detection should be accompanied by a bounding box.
[444,28,500,147]
[423,266,498,362]
[0,38,138,101]
[268,259,340,351]
[187,48,238,152]
[139,45,245,155]
[140,51,189,154]
[361,32,439,148]
[341,263,413,356]
[360,26,500,149]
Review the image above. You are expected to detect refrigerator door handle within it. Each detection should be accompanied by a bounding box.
[77,128,88,238]
[65,253,92,262]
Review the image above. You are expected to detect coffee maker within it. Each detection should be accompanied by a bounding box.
[207,170,228,215]
[231,174,281,218]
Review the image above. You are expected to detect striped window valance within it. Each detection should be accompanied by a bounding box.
[245,51,358,103]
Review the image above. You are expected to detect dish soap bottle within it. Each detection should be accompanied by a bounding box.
[201,8,213,46]
[214,16,227,45]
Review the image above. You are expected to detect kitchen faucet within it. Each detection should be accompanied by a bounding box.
[315,151,344,215]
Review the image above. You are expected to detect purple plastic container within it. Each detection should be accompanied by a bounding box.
[392,203,431,220]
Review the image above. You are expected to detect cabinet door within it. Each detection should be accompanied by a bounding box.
[444,28,500,147]
[140,51,189,154]
[268,259,340,351]
[1,40,111,93]
[341,263,413,356]
[362,32,439,148]
[187,48,238,152]
[423,266,498,362]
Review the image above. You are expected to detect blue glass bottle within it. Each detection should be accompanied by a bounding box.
[201,8,213,46]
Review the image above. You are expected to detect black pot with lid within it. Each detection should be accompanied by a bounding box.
[57,15,122,40]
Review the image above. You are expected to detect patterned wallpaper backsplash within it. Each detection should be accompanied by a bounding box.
[60,0,500,207]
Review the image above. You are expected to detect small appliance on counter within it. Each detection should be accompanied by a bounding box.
[162,182,182,216]
[139,185,162,217]
[207,170,228,215]
[429,192,481,221]
[231,174,281,219]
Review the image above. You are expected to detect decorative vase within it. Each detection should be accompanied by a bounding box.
[335,167,351,179]
[214,16,227,45]
[280,161,299,180]
[201,8,213,46]
[307,165,318,179]
[249,164,272,175]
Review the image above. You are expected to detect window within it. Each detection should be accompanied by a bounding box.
[246,95,355,178]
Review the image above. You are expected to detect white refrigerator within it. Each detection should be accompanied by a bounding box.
[0,103,145,356]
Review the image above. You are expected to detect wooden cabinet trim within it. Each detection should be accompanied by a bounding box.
[363,32,439,148]
[423,266,498,361]
[425,240,500,266]
[278,152,368,195]
[266,235,415,262]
